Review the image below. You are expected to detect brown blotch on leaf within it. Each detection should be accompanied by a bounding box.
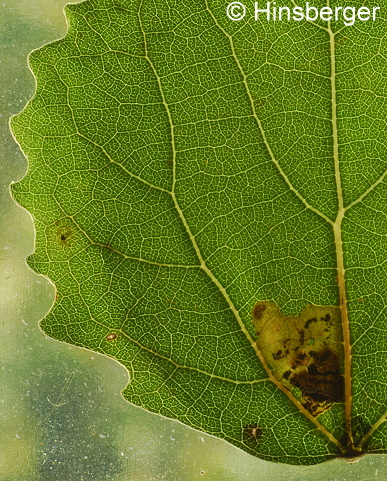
[105,333,117,341]
[252,301,343,417]
[272,349,284,360]
[282,370,291,380]
[252,303,267,321]
[304,316,318,329]
[243,424,263,444]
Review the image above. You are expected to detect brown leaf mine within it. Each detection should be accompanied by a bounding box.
[252,301,344,417]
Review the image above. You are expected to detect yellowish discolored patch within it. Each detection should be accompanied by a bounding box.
[50,218,78,248]
[252,301,344,417]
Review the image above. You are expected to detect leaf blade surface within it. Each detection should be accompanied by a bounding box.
[11,0,387,464]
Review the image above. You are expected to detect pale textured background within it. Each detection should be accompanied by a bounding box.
[1,1,387,479]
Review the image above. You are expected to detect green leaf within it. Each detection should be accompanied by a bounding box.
[11,0,387,465]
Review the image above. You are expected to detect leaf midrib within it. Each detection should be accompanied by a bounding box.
[328,14,354,451]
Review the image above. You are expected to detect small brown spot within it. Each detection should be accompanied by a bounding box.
[54,219,76,247]
[272,349,283,360]
[282,370,291,380]
[200,471,205,476]
[252,303,266,321]
[106,333,117,340]
[318,348,331,364]
[291,352,308,369]
[304,317,317,329]
[243,423,263,444]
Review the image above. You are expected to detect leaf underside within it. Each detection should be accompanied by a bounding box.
[11,0,387,465]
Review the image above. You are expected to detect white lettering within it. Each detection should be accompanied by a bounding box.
[373,6,380,20]
[255,2,271,20]
[292,6,304,20]
[250,3,381,25]
[319,6,332,21]
[305,2,319,21]
[279,6,291,20]
[334,6,343,20]
[357,7,370,21]
[343,6,356,25]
